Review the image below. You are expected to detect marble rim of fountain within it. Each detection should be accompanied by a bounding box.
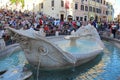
[101,35,120,48]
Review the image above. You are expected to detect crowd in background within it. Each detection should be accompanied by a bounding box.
[0,9,120,45]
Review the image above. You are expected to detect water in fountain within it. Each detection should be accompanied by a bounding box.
[0,41,120,80]
[0,51,27,72]
[54,39,101,55]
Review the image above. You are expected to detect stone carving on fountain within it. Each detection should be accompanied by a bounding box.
[75,24,100,38]
[65,24,104,48]
[0,30,22,59]
[6,24,104,70]
[0,43,21,59]
[7,28,76,70]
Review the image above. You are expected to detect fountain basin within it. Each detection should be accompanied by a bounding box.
[6,24,104,70]
[0,43,21,60]
[0,40,120,80]
[0,65,32,80]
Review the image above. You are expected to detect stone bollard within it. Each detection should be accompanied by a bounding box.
[55,31,59,37]
[0,38,6,50]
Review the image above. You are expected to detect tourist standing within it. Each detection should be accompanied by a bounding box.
[111,22,117,38]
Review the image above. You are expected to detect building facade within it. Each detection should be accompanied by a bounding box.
[2,0,114,22]
[117,14,120,22]
[39,0,114,22]
[106,1,114,22]
[40,0,75,21]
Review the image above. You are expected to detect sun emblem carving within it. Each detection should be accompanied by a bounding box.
[38,46,48,55]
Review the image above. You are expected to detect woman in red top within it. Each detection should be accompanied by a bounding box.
[44,24,49,35]
[39,18,43,26]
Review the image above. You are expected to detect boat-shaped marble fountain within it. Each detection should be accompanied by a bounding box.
[6,24,104,70]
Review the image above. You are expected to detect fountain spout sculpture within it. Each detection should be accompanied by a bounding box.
[6,24,104,70]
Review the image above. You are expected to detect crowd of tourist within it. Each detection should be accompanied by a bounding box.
[0,9,120,45]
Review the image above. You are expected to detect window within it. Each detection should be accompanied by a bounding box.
[84,16,87,21]
[75,3,78,9]
[82,0,88,1]
[41,3,43,9]
[101,0,102,3]
[106,11,108,15]
[76,16,79,20]
[89,6,92,12]
[99,9,101,13]
[104,0,105,5]
[81,5,84,11]
[51,0,54,7]
[80,17,83,21]
[85,6,88,11]
[96,8,99,13]
[61,0,64,7]
[81,0,84,3]
[52,8,54,10]
[106,2,108,6]
[111,5,113,9]
[96,8,101,13]
[97,0,100,3]
[93,7,95,12]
